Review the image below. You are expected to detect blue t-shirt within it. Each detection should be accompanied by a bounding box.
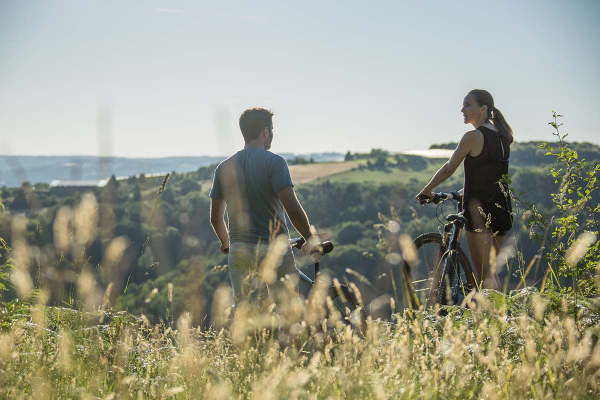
[209,148,294,244]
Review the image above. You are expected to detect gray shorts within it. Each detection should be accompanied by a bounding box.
[227,241,298,305]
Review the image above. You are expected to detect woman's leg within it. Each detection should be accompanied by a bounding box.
[493,235,505,261]
[466,231,501,290]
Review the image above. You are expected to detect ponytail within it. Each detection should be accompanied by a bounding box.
[467,89,514,145]
[491,107,514,144]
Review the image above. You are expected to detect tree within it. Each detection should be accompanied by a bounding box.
[132,183,142,202]
[336,221,364,244]
[106,175,120,189]
[179,179,201,196]
[166,226,181,263]
[161,188,176,204]
[10,189,28,209]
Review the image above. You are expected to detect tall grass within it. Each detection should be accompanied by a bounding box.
[1,290,600,398]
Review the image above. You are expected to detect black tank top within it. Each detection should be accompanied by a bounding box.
[463,126,510,200]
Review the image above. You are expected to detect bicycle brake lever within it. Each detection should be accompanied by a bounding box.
[290,237,305,248]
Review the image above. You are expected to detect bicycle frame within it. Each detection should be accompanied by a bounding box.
[298,266,317,288]
[426,193,469,307]
[289,237,329,290]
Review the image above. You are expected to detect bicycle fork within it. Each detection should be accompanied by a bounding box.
[439,219,466,305]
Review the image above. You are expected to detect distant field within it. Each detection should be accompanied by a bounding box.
[199,156,459,190]
[289,161,362,184]
[313,159,447,185]
[199,159,449,188]
[198,160,363,191]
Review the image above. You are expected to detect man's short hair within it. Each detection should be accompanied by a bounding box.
[239,108,274,142]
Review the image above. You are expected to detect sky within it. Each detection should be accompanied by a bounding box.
[1,0,599,158]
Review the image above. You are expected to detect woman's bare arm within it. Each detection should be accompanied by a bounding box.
[418,130,480,199]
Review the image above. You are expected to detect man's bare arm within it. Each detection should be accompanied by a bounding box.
[277,186,312,240]
[210,198,230,254]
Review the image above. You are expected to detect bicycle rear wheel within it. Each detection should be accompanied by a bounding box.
[402,233,476,309]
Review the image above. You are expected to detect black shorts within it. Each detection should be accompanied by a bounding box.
[462,192,513,236]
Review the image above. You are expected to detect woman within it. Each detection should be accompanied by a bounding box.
[417,89,513,290]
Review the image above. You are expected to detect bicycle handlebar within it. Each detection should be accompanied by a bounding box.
[418,191,463,205]
[222,238,334,257]
[289,237,334,255]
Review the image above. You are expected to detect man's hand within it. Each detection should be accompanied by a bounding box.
[221,241,230,255]
[301,239,322,262]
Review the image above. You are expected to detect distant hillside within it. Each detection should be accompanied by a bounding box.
[0,153,345,188]
[0,155,224,189]
[5,142,598,188]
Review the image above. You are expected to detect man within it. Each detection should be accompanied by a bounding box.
[209,107,314,305]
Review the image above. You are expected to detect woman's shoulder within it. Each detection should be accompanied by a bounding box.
[461,130,485,158]
[461,129,484,143]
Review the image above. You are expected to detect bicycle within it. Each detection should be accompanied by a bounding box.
[289,237,367,334]
[403,191,477,310]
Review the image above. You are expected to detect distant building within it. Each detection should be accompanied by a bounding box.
[49,179,110,195]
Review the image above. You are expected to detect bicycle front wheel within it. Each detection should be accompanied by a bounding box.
[402,233,476,309]
[329,284,367,336]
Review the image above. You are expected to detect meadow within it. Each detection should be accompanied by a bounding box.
[1,285,599,398]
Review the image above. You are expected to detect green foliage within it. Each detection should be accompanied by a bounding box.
[197,162,219,180]
[541,112,600,296]
[506,112,600,296]
[0,145,564,323]
[335,221,364,244]
[178,178,201,195]
[287,156,314,165]
[0,251,15,293]
[429,142,457,150]
[0,200,15,293]
[345,148,390,161]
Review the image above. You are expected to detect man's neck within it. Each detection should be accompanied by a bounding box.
[244,141,266,149]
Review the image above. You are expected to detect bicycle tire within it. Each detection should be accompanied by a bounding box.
[329,284,367,335]
[437,249,469,306]
[402,232,476,309]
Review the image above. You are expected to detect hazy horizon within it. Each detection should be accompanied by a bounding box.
[2,0,599,158]
[0,139,596,159]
